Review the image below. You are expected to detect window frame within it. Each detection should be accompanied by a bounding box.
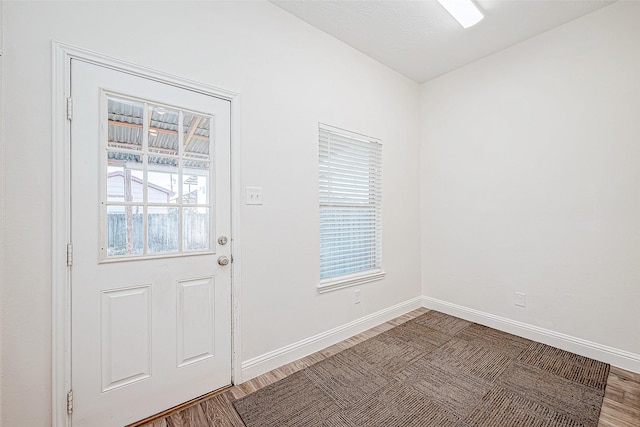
[99,92,215,263]
[318,123,385,293]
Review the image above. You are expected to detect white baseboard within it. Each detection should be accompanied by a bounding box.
[240,294,640,383]
[240,296,423,382]
[422,296,640,373]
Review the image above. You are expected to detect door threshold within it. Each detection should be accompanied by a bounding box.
[126,384,234,427]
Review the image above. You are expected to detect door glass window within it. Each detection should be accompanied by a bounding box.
[103,96,214,260]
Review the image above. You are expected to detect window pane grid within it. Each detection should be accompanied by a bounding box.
[319,124,382,281]
[104,96,214,260]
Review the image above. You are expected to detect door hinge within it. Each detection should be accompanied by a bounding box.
[66,243,73,267]
[66,97,73,121]
[67,389,73,414]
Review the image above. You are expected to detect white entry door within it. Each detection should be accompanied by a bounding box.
[70,59,232,426]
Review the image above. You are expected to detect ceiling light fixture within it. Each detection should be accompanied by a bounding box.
[436,0,484,29]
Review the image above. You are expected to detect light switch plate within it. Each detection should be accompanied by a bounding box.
[246,187,263,205]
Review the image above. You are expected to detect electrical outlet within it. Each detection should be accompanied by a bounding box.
[515,291,526,308]
[246,187,263,205]
[354,289,361,304]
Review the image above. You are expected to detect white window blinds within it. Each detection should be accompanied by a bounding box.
[319,124,382,282]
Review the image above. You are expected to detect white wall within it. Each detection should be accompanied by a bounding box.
[420,0,640,364]
[0,1,4,422]
[0,1,421,425]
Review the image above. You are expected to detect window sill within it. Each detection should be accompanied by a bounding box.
[317,270,386,294]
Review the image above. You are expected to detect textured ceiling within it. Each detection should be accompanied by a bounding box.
[271,0,616,83]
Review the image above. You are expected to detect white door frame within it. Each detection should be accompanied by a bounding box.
[51,41,243,427]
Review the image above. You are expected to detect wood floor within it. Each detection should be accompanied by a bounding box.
[136,308,640,427]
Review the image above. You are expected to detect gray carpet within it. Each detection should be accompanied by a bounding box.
[233,311,609,426]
